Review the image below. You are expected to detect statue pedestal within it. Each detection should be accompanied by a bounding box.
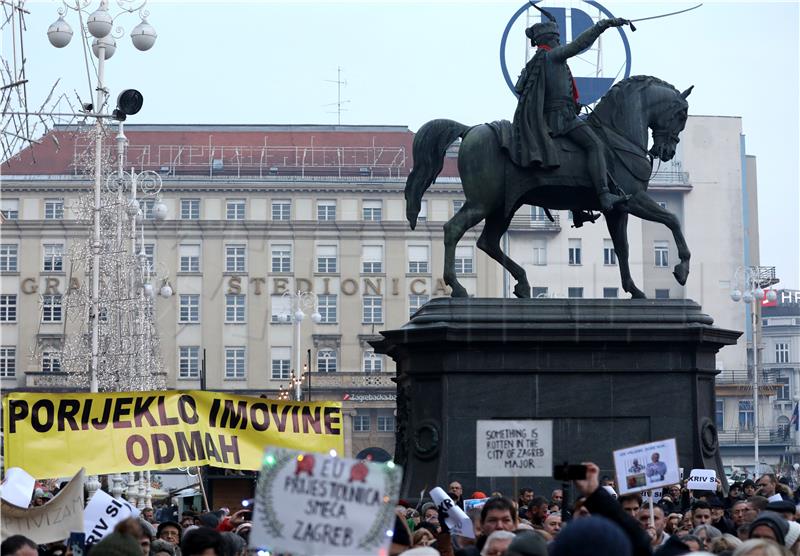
[371,298,740,497]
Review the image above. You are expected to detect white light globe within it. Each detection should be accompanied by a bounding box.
[143,283,154,298]
[91,36,116,59]
[87,3,113,38]
[153,201,168,220]
[130,19,157,51]
[47,16,73,48]
[754,288,765,301]
[294,310,305,322]
[742,291,753,304]
[126,198,140,216]
[160,284,173,298]
[766,289,778,302]
[730,290,742,302]
[311,312,322,323]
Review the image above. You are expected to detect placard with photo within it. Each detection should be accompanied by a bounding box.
[613,439,680,495]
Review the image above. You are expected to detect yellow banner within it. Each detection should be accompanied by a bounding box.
[2,391,344,479]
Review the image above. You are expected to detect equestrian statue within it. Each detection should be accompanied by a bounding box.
[405,5,694,299]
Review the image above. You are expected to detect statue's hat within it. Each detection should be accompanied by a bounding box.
[526,3,560,43]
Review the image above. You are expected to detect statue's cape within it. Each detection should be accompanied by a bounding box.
[499,49,561,169]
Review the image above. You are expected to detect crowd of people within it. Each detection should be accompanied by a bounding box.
[3,464,800,556]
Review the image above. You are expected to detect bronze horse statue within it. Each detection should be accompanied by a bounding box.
[405,75,693,299]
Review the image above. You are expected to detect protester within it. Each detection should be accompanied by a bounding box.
[503,532,547,556]
[543,512,562,537]
[551,489,563,509]
[732,538,790,556]
[412,529,435,548]
[454,496,518,556]
[0,536,38,556]
[180,528,223,556]
[692,524,723,550]
[518,488,534,509]
[151,540,176,556]
[709,533,742,553]
[638,505,669,547]
[692,500,714,526]
[551,515,633,556]
[157,521,183,550]
[526,497,549,527]
[218,532,245,556]
[748,511,789,545]
[141,507,156,524]
[448,481,465,509]
[620,494,643,517]
[89,532,142,556]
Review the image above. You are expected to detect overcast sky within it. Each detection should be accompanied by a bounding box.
[7,0,800,288]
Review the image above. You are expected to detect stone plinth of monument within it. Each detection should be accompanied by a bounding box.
[370,298,741,497]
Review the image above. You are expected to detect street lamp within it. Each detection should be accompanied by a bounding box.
[277,291,321,401]
[730,265,779,477]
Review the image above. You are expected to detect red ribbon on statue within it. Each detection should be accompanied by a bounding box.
[537,44,580,103]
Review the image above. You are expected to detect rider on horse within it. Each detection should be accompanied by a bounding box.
[510,6,630,224]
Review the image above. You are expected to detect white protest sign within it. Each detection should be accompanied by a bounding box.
[640,489,664,504]
[250,446,402,556]
[614,438,680,495]
[430,487,475,539]
[1,467,36,508]
[476,420,552,477]
[687,469,717,491]
[768,494,784,502]
[1,468,85,544]
[84,490,140,544]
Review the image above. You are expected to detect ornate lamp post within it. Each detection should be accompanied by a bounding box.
[730,265,779,476]
[276,291,321,401]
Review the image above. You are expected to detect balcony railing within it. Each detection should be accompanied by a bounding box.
[715,369,780,385]
[508,213,561,232]
[310,372,394,390]
[718,427,791,445]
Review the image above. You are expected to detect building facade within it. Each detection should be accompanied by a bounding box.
[0,119,768,463]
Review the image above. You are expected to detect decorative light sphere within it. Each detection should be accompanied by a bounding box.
[91,36,117,59]
[742,291,754,304]
[126,198,140,217]
[47,16,73,48]
[753,288,765,301]
[143,283,155,298]
[730,289,742,302]
[160,284,173,298]
[766,289,778,302]
[153,201,168,220]
[294,310,305,322]
[311,312,322,323]
[87,3,113,38]
[130,19,157,51]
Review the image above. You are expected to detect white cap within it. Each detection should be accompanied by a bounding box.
[786,520,800,548]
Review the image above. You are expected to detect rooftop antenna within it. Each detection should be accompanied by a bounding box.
[324,66,350,125]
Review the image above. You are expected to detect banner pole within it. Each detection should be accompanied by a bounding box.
[648,490,655,528]
[196,466,210,512]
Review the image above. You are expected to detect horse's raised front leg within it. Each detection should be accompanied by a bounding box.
[443,201,486,297]
[606,209,646,299]
[477,210,531,298]
[626,192,691,285]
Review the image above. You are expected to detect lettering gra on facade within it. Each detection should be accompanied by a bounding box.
[20,276,451,296]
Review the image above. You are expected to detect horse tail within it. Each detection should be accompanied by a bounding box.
[405,119,468,229]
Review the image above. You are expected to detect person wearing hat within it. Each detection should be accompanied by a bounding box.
[707,496,736,534]
[157,521,183,556]
[742,478,757,497]
[748,511,790,545]
[765,499,797,522]
[725,481,744,510]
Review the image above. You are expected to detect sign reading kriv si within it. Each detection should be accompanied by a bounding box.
[84,490,139,544]
[3,391,344,478]
[476,420,552,477]
[250,446,402,556]
[687,469,717,491]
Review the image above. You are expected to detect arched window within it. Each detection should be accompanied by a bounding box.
[318,349,337,373]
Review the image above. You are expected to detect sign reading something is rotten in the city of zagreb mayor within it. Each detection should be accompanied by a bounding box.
[476,420,553,477]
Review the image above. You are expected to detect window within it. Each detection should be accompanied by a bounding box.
[363,200,382,221]
[531,206,547,221]
[738,400,754,431]
[318,294,337,323]
[378,415,395,433]
[225,294,246,323]
[180,244,200,272]
[272,200,291,221]
[43,244,64,272]
[317,200,336,221]
[353,414,371,432]
[715,400,724,429]
[224,347,246,379]
[603,287,618,298]
[453,199,465,214]
[44,198,64,220]
[657,201,668,210]
[417,200,428,222]
[568,239,582,265]
[271,295,291,323]
[362,245,383,274]
[271,347,291,380]
[0,346,15,377]
[1,244,19,272]
[776,343,790,364]
[316,245,337,273]
[271,244,292,273]
[532,240,547,266]
[41,351,61,373]
[180,199,200,220]
[654,240,669,267]
[1,199,19,220]
[0,294,17,322]
[455,246,474,274]
[317,349,337,373]
[179,294,200,323]
[140,199,155,220]
[226,199,246,220]
[142,243,155,272]
[532,287,548,298]
[777,376,790,400]
[179,346,200,378]
[408,245,429,273]
[363,296,383,323]
[364,351,383,373]
[225,244,246,272]
[603,239,617,265]
[409,294,429,318]
[42,294,62,322]
[568,287,584,299]
[655,289,671,299]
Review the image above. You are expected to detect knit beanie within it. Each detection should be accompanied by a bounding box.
[785,520,800,547]
[504,531,548,556]
[550,516,632,556]
[88,533,141,556]
[748,511,789,545]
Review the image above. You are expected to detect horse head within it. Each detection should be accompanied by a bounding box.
[649,85,693,162]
